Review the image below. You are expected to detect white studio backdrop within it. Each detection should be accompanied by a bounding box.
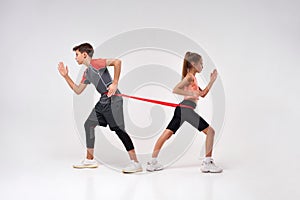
[0,0,299,199]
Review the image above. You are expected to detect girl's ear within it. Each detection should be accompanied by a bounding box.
[191,61,196,67]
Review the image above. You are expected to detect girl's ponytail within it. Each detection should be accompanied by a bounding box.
[182,51,202,79]
[182,52,191,79]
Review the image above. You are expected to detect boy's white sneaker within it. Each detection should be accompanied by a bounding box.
[122,160,143,173]
[73,158,98,169]
[146,160,164,172]
[200,159,222,173]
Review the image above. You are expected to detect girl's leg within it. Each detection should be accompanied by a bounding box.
[147,107,180,172]
[152,129,174,158]
[202,126,215,157]
[183,108,213,157]
[146,129,174,172]
[181,108,222,172]
[151,106,181,158]
[201,126,222,173]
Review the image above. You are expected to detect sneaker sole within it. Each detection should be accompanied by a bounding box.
[146,167,164,172]
[122,168,143,174]
[201,169,223,173]
[73,165,98,169]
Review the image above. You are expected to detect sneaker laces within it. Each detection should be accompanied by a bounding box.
[203,159,215,166]
[147,160,157,165]
[206,160,220,170]
[129,160,140,167]
[209,161,216,167]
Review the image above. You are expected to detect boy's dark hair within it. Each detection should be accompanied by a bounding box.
[73,43,94,57]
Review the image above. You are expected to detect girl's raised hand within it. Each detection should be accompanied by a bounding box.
[210,69,218,83]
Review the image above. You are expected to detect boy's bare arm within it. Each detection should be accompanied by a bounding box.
[58,62,87,95]
[106,59,121,97]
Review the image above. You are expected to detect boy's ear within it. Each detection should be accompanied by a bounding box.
[83,52,87,58]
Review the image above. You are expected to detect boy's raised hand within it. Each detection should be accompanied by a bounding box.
[58,62,68,77]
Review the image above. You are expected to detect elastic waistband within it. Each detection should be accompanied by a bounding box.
[180,100,197,109]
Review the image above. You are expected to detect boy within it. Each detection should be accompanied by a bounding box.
[58,43,142,173]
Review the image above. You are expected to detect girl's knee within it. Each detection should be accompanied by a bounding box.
[208,127,215,135]
[164,129,174,139]
[159,130,173,141]
[202,126,215,135]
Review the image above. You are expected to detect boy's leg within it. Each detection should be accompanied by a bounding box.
[84,108,102,159]
[112,127,142,173]
[113,127,135,159]
[106,97,137,158]
[86,148,94,160]
[73,109,99,169]
[104,96,142,173]
[128,149,138,162]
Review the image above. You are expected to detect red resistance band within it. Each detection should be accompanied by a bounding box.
[105,92,194,109]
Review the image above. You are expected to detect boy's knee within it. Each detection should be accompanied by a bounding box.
[84,119,97,129]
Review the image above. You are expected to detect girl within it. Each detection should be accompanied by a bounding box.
[146,52,222,173]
